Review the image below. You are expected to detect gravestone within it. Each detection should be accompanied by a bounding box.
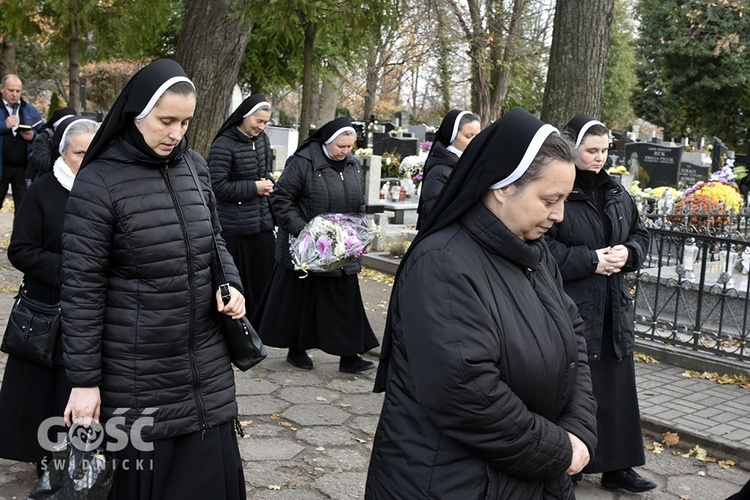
[624,142,683,188]
[408,124,428,142]
[358,155,383,208]
[381,122,396,134]
[351,121,367,149]
[678,162,710,189]
[381,137,419,159]
[608,148,626,166]
[712,137,729,172]
[372,132,388,155]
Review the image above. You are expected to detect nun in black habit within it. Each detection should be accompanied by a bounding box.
[253,117,379,373]
[366,107,597,499]
[416,109,480,228]
[546,114,653,493]
[60,59,246,499]
[208,94,275,319]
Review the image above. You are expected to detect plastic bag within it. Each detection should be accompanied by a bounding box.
[289,213,377,274]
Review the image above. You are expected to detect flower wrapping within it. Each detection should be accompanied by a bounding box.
[290,214,378,274]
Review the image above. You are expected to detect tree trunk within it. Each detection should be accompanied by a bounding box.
[68,0,81,111]
[0,38,17,77]
[318,74,339,125]
[434,7,452,116]
[298,19,317,142]
[363,46,378,121]
[490,0,529,119]
[541,0,615,128]
[174,0,253,157]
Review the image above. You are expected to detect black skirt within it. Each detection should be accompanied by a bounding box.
[584,326,646,473]
[109,421,245,500]
[0,355,70,462]
[252,265,379,356]
[223,231,275,319]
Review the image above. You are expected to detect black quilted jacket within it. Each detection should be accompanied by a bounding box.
[207,127,274,236]
[61,137,242,441]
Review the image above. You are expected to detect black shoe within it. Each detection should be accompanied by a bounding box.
[571,472,582,485]
[339,355,375,373]
[287,349,313,370]
[601,468,657,493]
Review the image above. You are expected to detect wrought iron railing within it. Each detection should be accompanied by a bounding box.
[631,204,750,362]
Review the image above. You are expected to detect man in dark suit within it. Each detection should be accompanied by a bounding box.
[0,74,44,212]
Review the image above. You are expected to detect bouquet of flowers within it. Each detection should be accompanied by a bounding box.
[289,214,378,275]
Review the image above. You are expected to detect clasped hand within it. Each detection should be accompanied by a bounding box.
[256,178,274,196]
[595,245,629,276]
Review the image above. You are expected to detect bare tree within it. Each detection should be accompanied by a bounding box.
[174,0,253,157]
[541,0,615,127]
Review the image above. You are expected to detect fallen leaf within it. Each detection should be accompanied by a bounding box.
[315,446,325,451]
[239,420,253,427]
[355,438,367,443]
[663,431,680,447]
[698,470,706,476]
[268,485,281,490]
[279,421,293,427]
[316,396,327,401]
[8,465,26,473]
[271,413,282,420]
[634,353,660,364]
[720,459,736,469]
[340,404,352,408]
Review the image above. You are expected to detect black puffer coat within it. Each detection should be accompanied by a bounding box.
[366,203,597,499]
[271,141,365,275]
[417,141,458,226]
[546,170,649,360]
[61,137,242,441]
[208,127,274,236]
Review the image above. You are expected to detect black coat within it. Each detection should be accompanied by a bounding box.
[8,172,68,362]
[417,141,458,226]
[366,203,597,499]
[61,138,242,441]
[270,141,365,275]
[207,127,274,236]
[546,171,649,360]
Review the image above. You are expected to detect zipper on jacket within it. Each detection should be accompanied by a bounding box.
[161,164,208,431]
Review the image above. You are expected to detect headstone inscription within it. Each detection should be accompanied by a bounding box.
[624,142,683,188]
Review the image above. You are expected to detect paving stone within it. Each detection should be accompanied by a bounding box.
[248,487,327,500]
[347,416,380,437]
[667,474,743,500]
[312,471,367,500]
[265,370,329,387]
[295,427,359,447]
[238,394,291,416]
[235,376,280,396]
[338,393,385,416]
[239,437,305,461]
[243,461,292,489]
[277,386,341,405]
[241,420,290,438]
[325,377,379,394]
[282,404,351,426]
[304,448,369,471]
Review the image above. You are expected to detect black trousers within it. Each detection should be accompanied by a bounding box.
[0,164,27,212]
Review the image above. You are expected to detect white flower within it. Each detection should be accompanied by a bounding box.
[399,155,426,175]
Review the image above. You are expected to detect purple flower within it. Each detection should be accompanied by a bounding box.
[316,236,333,261]
[413,171,423,182]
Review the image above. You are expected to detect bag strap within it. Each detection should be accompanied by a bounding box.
[184,154,232,305]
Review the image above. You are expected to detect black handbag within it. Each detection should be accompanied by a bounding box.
[185,155,267,371]
[1,285,60,366]
[28,432,113,499]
